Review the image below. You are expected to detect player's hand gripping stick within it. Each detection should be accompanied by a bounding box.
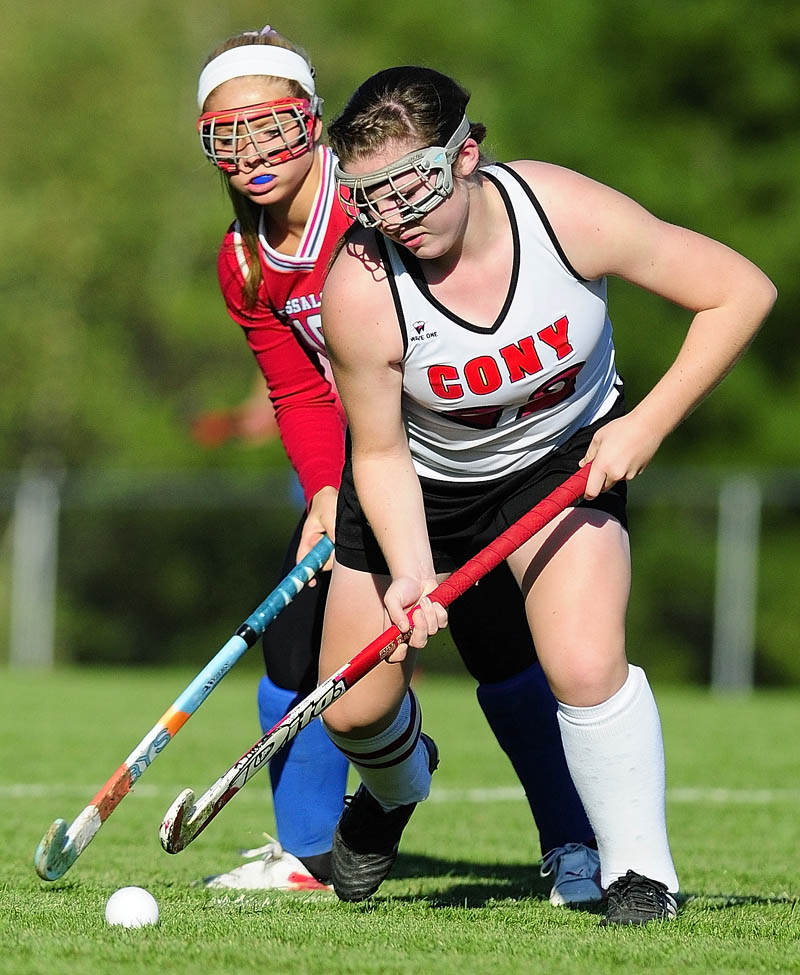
[159,465,591,854]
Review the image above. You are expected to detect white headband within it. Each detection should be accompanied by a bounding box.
[197,46,316,109]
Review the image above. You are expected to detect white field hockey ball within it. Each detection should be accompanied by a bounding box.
[104,886,159,927]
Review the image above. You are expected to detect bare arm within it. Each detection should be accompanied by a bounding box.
[322,233,447,648]
[512,161,778,497]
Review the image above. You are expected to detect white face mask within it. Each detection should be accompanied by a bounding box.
[335,116,471,228]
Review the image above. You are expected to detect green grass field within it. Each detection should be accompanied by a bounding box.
[1,668,798,974]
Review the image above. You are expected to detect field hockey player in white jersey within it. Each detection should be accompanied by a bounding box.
[319,66,776,923]
[196,29,610,905]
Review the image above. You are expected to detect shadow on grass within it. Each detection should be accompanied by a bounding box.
[385,853,794,913]
[679,892,799,909]
[38,882,82,894]
[388,851,606,910]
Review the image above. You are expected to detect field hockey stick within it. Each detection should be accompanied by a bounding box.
[160,464,591,854]
[34,534,334,881]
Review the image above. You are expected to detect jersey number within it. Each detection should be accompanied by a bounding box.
[440,363,585,431]
[291,313,325,353]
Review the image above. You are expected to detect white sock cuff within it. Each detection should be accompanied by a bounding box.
[557,665,648,728]
[325,689,421,769]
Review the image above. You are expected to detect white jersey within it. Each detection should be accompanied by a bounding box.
[377,163,621,482]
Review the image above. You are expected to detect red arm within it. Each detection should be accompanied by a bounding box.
[217,235,346,506]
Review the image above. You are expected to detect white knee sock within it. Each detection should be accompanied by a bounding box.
[325,689,433,811]
[556,664,679,892]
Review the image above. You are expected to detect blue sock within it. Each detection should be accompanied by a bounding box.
[257,675,349,858]
[476,662,595,855]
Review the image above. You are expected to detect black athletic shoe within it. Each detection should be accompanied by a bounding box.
[601,870,678,926]
[331,733,439,902]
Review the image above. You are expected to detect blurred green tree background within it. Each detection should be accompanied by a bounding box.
[1,0,798,681]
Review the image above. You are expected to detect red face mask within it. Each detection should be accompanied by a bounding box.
[198,97,316,172]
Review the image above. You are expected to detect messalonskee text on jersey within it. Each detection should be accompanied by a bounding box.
[283,293,321,317]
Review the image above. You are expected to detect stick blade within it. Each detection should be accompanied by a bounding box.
[159,788,196,854]
[34,819,75,881]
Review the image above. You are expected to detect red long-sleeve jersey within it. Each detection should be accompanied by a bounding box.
[217,146,351,505]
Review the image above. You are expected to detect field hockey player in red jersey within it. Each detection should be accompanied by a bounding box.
[319,66,776,923]
[195,28,609,904]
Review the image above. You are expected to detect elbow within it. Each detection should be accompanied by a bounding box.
[755,267,778,317]
[763,278,778,317]
[743,270,778,329]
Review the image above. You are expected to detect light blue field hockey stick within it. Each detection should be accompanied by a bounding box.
[34,534,334,881]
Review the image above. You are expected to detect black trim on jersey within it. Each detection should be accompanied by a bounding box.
[388,172,521,337]
[494,163,587,282]
[374,231,409,357]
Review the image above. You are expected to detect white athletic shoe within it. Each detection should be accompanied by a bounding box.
[540,842,603,906]
[203,836,332,891]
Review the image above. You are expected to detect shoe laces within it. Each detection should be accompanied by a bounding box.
[606,870,672,913]
[340,786,416,851]
[239,833,284,863]
[341,788,391,829]
[540,842,595,878]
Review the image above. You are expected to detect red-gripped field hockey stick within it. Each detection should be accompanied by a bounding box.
[160,464,592,854]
